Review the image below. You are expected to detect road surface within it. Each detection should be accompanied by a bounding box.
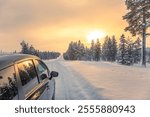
[45,58,150,100]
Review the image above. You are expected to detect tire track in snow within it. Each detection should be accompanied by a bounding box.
[47,60,104,100]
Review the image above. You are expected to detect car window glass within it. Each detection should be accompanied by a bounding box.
[36,60,49,80]
[18,60,38,95]
[0,66,18,100]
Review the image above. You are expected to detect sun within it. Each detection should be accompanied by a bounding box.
[87,30,106,43]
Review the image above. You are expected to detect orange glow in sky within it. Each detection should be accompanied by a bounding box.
[0,0,149,53]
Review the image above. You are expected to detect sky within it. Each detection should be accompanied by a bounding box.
[0,0,149,53]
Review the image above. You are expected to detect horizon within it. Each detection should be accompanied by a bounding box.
[0,0,149,53]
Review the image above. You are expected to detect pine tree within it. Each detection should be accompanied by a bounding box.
[68,42,77,60]
[29,45,35,55]
[110,36,117,61]
[20,40,29,54]
[77,40,81,60]
[77,40,85,60]
[123,0,150,66]
[80,43,85,60]
[102,36,108,61]
[90,40,95,61]
[133,37,141,63]
[64,41,86,60]
[84,46,91,61]
[107,38,112,61]
[125,37,134,65]
[94,39,101,61]
[102,36,111,61]
[118,34,127,64]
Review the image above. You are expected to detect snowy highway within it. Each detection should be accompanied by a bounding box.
[45,58,150,100]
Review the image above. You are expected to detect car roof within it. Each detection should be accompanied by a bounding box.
[0,54,40,70]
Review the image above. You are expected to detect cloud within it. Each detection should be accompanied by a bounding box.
[0,0,124,31]
[0,0,131,52]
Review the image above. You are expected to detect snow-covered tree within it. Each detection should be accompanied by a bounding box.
[102,36,108,61]
[123,0,150,66]
[102,36,112,61]
[20,40,29,54]
[94,39,101,61]
[64,41,87,60]
[118,34,128,64]
[20,40,60,59]
[125,37,134,65]
[20,41,39,56]
[118,35,138,65]
[28,45,39,56]
[110,36,117,61]
[90,40,95,61]
[84,46,92,61]
[133,37,141,63]
[77,40,85,60]
[67,42,77,60]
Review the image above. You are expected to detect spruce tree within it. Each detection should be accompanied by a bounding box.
[118,34,127,64]
[110,36,117,61]
[94,39,101,61]
[102,36,111,61]
[67,42,74,60]
[125,37,134,65]
[77,40,85,60]
[90,40,95,61]
[102,36,109,61]
[133,37,141,63]
[20,40,29,54]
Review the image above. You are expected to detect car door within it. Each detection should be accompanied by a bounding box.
[34,59,55,100]
[17,59,50,100]
[0,65,19,100]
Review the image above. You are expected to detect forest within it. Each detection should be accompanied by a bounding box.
[63,35,150,65]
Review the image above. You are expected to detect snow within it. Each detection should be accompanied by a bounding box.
[45,58,150,100]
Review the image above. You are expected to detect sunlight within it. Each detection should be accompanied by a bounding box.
[87,30,106,43]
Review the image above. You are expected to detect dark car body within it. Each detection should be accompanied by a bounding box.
[0,54,58,100]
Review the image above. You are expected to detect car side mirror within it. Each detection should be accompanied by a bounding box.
[40,73,48,80]
[49,71,58,80]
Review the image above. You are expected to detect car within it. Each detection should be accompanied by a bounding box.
[0,54,58,100]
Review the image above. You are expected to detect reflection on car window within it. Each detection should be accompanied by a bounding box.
[0,66,18,100]
[18,60,38,95]
[36,60,49,80]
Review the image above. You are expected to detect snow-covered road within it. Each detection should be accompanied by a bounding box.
[45,59,150,100]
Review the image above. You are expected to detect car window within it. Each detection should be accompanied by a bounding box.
[17,60,38,95]
[0,66,18,100]
[35,60,49,80]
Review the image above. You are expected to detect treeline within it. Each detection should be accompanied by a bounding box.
[63,40,101,61]
[20,40,60,60]
[63,34,144,65]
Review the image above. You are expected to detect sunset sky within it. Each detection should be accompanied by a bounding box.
[0,0,149,53]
